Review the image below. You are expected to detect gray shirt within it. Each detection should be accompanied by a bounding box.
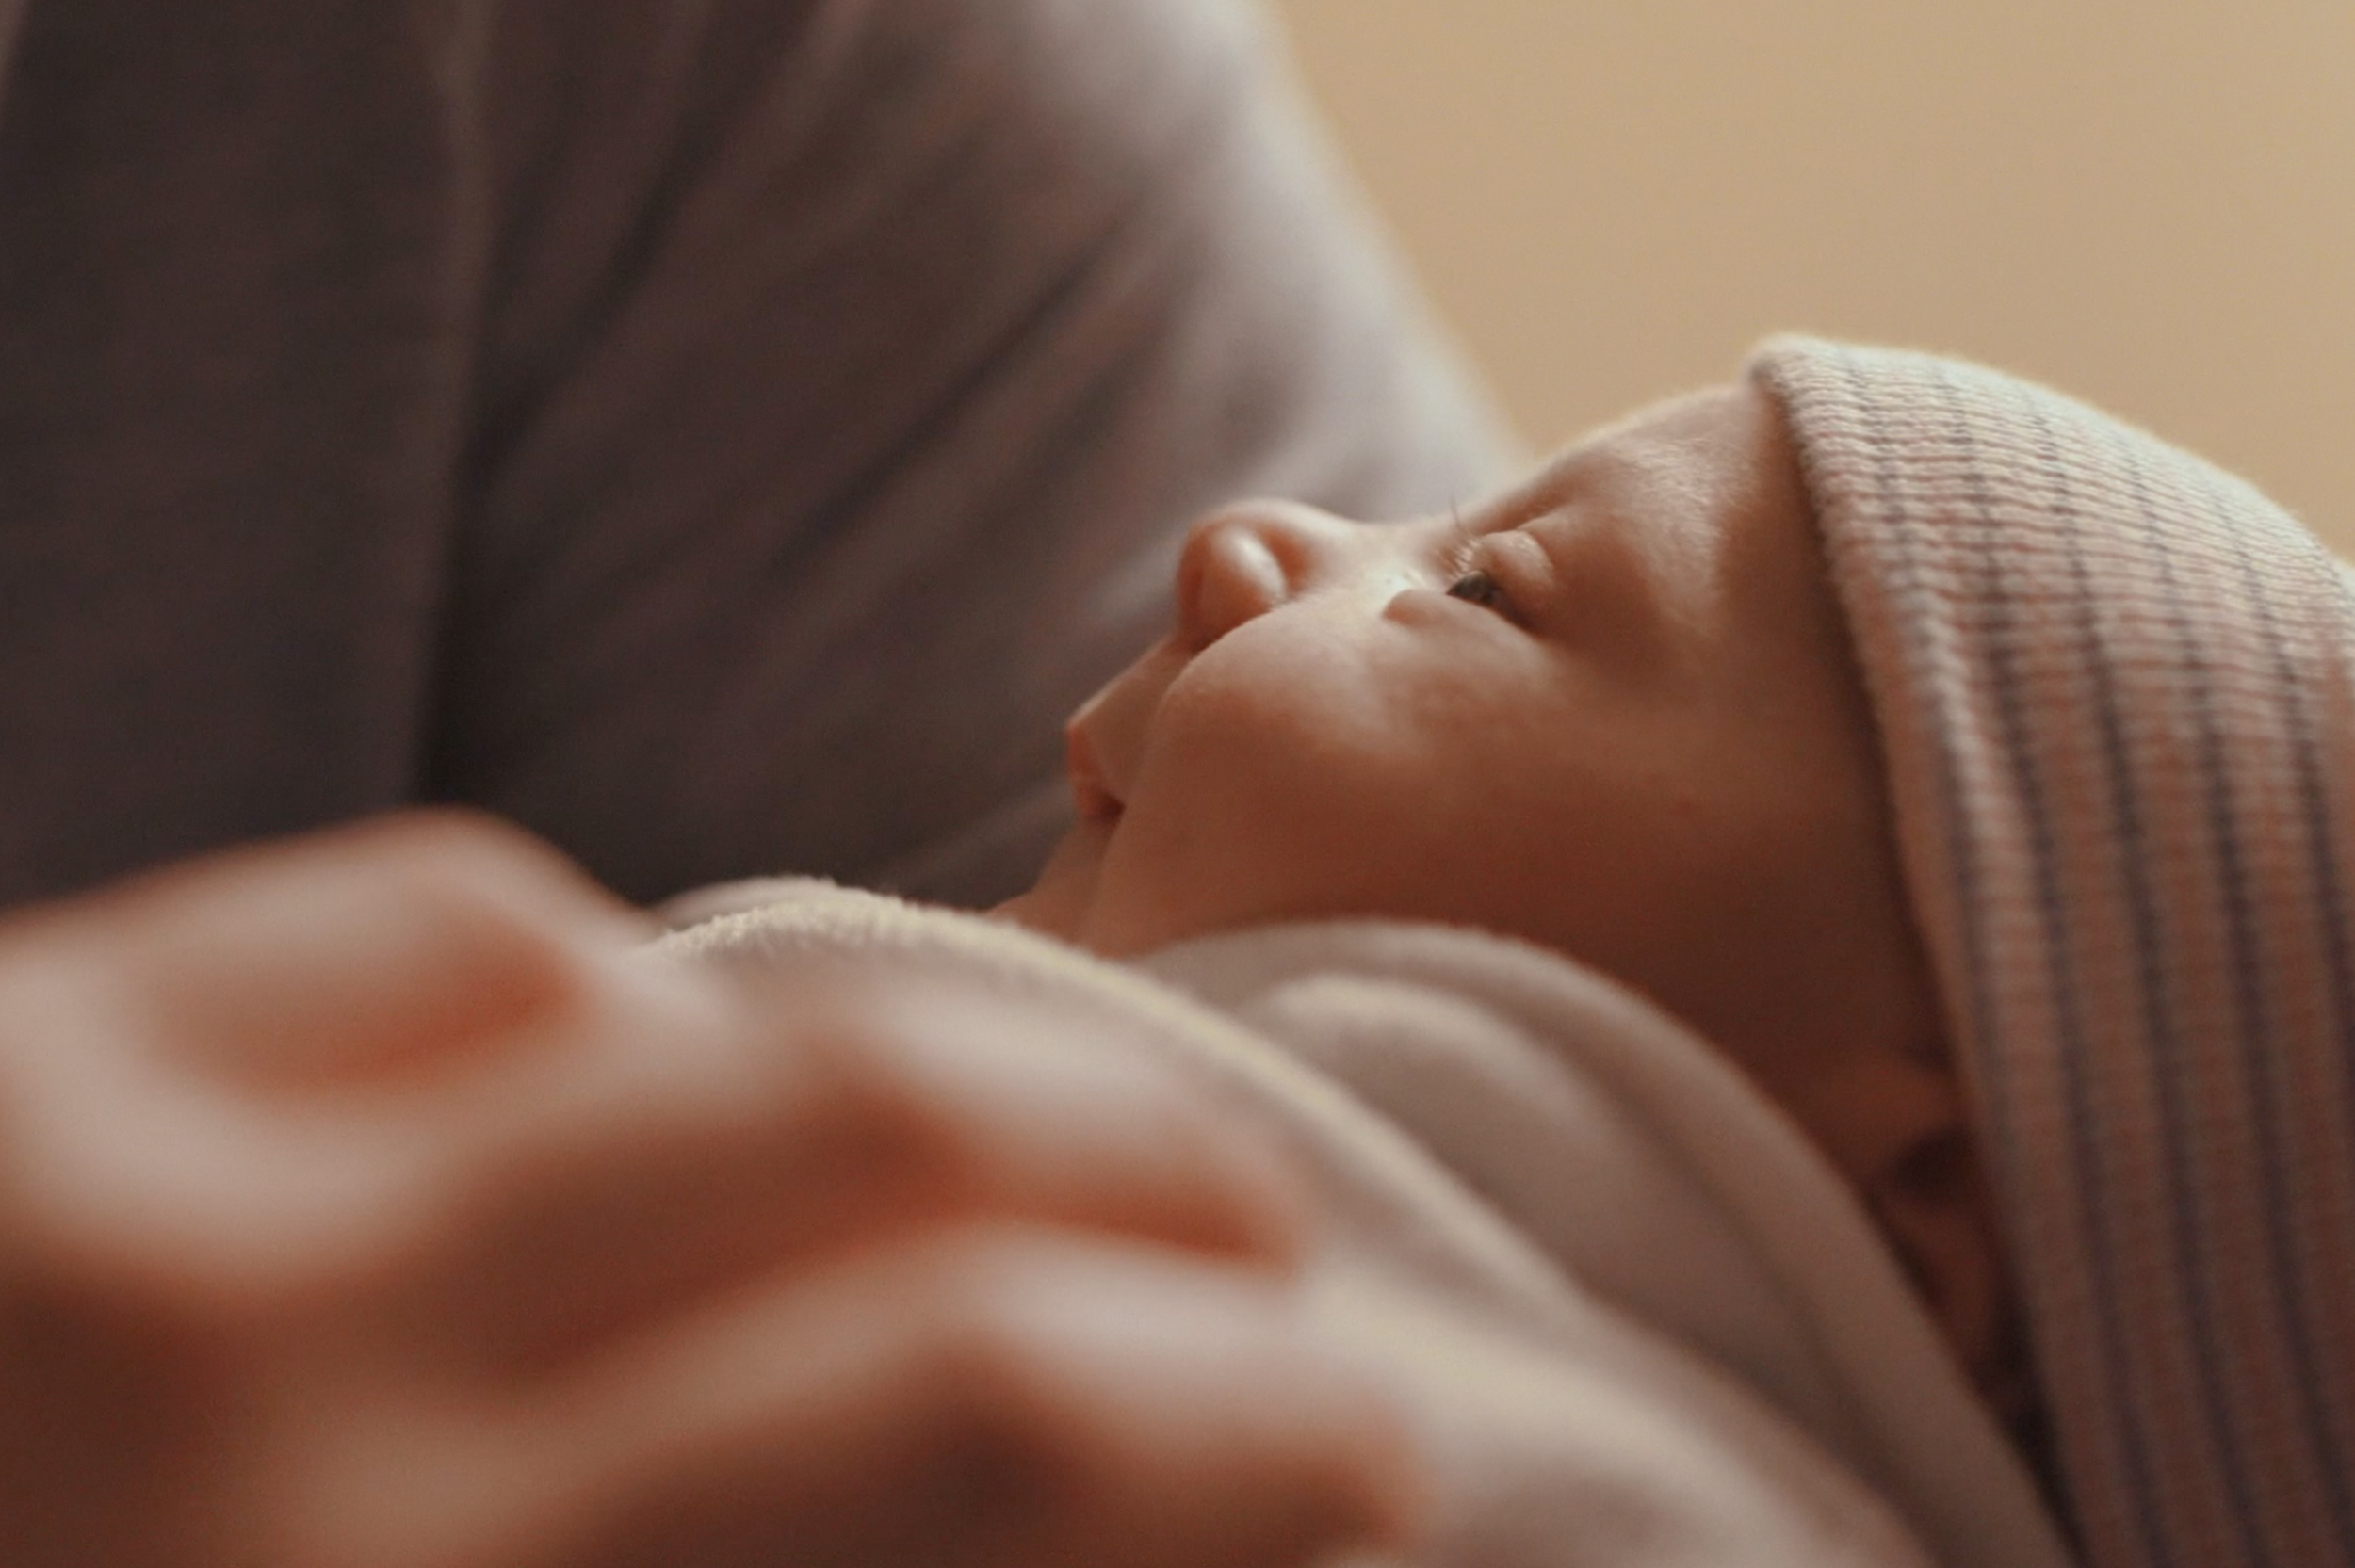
[0,0,1510,908]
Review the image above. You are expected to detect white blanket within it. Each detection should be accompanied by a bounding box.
[661,882,2071,1568]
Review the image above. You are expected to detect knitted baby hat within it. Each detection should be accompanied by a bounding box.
[1752,339,2355,1568]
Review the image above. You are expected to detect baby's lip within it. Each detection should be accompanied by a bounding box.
[1062,634,1186,823]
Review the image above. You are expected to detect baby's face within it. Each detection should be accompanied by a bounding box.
[1005,382,2022,1412]
[1008,384,1916,1067]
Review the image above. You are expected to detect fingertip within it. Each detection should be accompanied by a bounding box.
[528,1229,1429,1568]
[935,1236,1427,1568]
[1295,1340,1433,1557]
[751,978,1321,1272]
[85,812,661,1086]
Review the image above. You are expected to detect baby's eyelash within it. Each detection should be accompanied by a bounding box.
[1440,502,1482,578]
[1439,503,1519,618]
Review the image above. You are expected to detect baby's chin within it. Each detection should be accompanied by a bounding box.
[993,814,1349,958]
[990,823,1226,958]
[987,816,1115,941]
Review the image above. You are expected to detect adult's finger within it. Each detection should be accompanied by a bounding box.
[374,975,1311,1374]
[0,812,690,1322]
[0,813,1306,1383]
[38,811,655,1088]
[299,1225,1422,1568]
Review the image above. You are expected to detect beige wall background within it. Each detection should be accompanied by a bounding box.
[1264,0,2355,550]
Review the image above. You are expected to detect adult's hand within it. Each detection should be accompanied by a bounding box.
[0,814,1417,1568]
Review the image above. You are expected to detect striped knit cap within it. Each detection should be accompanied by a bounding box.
[1751,339,2355,1568]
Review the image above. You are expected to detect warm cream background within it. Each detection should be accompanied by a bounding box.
[1265,1,2355,550]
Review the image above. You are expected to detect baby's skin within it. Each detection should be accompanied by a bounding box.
[999,382,2029,1422]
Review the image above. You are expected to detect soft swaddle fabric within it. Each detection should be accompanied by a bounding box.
[664,883,2070,1568]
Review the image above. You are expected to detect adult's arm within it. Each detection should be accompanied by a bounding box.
[0,0,1511,909]
[441,0,1513,903]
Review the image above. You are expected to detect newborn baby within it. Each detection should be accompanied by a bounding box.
[999,366,2018,1414]
[674,340,2355,1568]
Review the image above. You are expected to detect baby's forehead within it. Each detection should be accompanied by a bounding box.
[1519,382,1783,510]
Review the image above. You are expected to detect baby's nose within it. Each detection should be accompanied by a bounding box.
[1175,500,1360,651]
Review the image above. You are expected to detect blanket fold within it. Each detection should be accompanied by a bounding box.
[663,882,2071,1568]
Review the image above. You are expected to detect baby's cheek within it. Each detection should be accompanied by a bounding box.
[1075,780,1311,956]
[1096,646,1428,944]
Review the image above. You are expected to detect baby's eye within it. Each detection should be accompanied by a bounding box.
[1446,569,1513,615]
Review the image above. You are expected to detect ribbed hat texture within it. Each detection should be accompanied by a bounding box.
[1752,339,2355,1568]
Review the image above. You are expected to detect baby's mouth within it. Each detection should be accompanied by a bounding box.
[1065,726,1125,823]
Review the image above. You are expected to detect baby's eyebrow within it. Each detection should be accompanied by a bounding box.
[1459,473,1582,542]
[1533,424,1635,485]
[1504,439,1652,530]
[1501,457,1584,514]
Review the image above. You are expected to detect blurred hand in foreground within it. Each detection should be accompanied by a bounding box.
[0,814,1418,1568]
